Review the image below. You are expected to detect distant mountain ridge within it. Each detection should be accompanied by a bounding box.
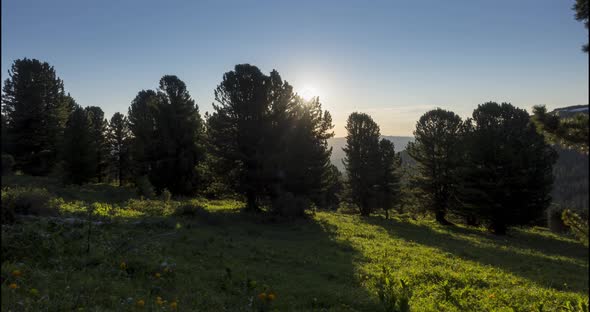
[550,105,588,117]
[328,136,414,172]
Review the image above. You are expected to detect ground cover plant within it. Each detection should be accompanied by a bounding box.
[1,176,588,311]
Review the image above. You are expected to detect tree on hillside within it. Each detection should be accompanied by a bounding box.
[573,0,589,52]
[128,89,159,177]
[531,105,588,154]
[406,108,464,225]
[209,64,336,214]
[1,113,8,154]
[376,138,401,219]
[458,102,557,234]
[85,106,109,182]
[150,75,205,195]
[280,97,335,211]
[1,58,72,175]
[208,64,282,211]
[62,105,95,184]
[107,112,132,186]
[343,112,381,216]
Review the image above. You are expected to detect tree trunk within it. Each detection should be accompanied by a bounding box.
[245,191,259,212]
[435,210,452,225]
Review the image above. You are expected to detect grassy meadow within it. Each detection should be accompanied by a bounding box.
[1,175,588,311]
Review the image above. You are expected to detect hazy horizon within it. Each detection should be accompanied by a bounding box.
[2,0,588,136]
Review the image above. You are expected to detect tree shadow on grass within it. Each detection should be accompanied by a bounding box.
[160,209,381,311]
[363,216,589,294]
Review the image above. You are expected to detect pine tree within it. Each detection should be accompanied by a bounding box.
[458,102,557,234]
[2,58,71,175]
[406,108,464,224]
[62,105,95,184]
[343,112,381,216]
[85,106,109,182]
[208,64,280,211]
[128,89,159,177]
[376,138,401,219]
[281,97,335,209]
[107,112,132,186]
[149,75,205,195]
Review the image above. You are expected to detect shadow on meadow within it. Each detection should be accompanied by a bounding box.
[162,208,382,310]
[363,216,589,294]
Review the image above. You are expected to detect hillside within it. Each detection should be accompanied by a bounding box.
[1,175,588,311]
[328,136,414,172]
[551,105,589,118]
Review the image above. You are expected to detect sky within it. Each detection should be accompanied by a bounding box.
[2,0,588,137]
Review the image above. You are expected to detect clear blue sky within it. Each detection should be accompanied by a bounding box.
[2,0,588,136]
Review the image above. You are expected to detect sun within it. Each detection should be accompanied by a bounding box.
[298,86,318,101]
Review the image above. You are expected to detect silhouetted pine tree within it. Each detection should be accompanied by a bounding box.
[128,89,159,177]
[85,106,109,182]
[150,75,205,195]
[281,97,335,209]
[62,105,95,184]
[406,108,464,225]
[107,112,132,186]
[458,102,557,234]
[376,138,401,219]
[343,112,381,216]
[2,58,72,175]
[208,64,282,211]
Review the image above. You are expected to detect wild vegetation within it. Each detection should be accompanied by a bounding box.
[1,175,588,311]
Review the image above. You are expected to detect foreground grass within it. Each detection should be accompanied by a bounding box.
[1,176,588,311]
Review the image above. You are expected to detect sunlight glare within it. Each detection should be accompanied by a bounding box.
[298,86,318,101]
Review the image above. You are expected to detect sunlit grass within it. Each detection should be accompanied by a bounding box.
[1,175,588,311]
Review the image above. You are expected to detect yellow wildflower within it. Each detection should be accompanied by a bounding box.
[488,293,495,299]
[11,270,22,278]
[136,299,145,307]
[120,262,127,270]
[170,301,178,310]
[267,292,276,301]
[257,292,267,301]
[156,297,164,305]
[154,272,161,278]
[9,283,18,289]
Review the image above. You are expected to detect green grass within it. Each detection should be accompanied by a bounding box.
[1,175,588,311]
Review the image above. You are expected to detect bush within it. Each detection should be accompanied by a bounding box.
[271,191,309,217]
[125,199,172,216]
[135,175,155,199]
[547,205,568,233]
[1,187,59,223]
[1,154,15,175]
[376,267,412,312]
[174,203,220,225]
[160,188,172,202]
[562,209,589,246]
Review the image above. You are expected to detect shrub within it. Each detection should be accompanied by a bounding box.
[125,199,170,216]
[1,187,59,223]
[376,267,412,312]
[160,188,172,202]
[1,154,15,175]
[562,209,589,246]
[547,205,568,233]
[135,175,155,199]
[174,203,220,225]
